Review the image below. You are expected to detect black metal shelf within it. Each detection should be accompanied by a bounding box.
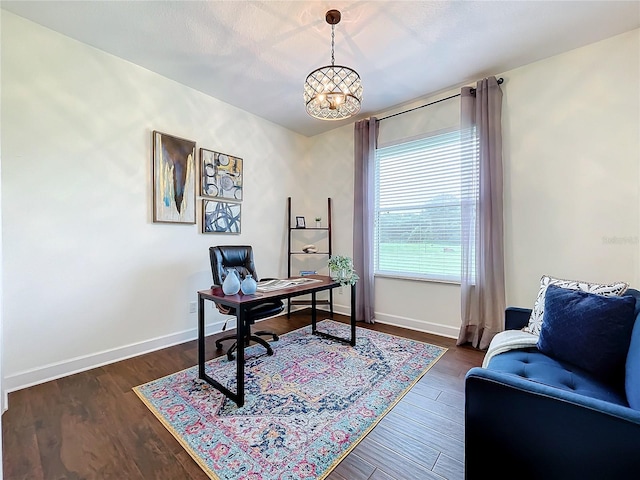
[291,252,330,255]
[287,197,333,318]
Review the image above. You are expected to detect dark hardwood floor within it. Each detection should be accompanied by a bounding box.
[2,311,485,480]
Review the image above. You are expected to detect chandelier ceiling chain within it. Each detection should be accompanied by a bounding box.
[330,23,335,66]
[304,9,363,121]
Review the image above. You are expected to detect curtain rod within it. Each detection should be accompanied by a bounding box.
[378,77,504,122]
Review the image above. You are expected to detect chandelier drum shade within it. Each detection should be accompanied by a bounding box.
[304,9,362,121]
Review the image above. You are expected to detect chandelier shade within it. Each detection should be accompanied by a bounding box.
[304,10,362,121]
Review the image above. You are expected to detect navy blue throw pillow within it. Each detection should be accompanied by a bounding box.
[537,284,636,384]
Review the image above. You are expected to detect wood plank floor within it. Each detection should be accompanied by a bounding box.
[2,311,485,480]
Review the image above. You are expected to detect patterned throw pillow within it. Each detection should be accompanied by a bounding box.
[523,275,629,335]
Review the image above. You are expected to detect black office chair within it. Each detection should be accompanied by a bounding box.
[209,245,284,361]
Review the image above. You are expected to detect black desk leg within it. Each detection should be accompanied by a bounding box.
[350,283,357,346]
[329,289,334,318]
[236,307,246,407]
[198,295,206,378]
[311,291,317,334]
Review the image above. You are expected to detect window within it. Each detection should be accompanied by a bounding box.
[374,128,478,282]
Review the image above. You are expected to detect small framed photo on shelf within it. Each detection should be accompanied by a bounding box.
[295,216,306,228]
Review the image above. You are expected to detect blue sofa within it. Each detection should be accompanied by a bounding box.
[465,288,640,479]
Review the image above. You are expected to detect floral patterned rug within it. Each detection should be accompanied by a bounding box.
[133,320,446,480]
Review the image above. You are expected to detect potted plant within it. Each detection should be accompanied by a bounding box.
[327,255,359,286]
[315,216,322,227]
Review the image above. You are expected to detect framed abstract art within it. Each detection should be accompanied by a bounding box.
[152,131,196,224]
[202,200,241,234]
[200,148,243,201]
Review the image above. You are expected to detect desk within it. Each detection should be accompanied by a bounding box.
[197,275,356,407]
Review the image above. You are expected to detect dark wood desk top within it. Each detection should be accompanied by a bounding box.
[198,275,339,308]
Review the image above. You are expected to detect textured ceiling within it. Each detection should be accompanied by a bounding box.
[2,1,639,137]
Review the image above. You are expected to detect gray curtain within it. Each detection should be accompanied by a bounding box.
[457,77,506,349]
[353,117,378,323]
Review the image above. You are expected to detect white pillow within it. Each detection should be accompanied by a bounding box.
[523,275,629,335]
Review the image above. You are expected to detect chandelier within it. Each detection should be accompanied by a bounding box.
[304,9,362,121]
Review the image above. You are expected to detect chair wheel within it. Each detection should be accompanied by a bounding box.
[266,347,274,356]
[273,334,279,341]
[215,342,223,350]
[227,352,235,361]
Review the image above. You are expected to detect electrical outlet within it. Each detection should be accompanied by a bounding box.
[189,301,197,314]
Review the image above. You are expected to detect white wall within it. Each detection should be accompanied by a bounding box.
[308,28,640,337]
[1,12,309,391]
[301,125,355,307]
[0,9,4,476]
[2,11,638,392]
[503,28,640,306]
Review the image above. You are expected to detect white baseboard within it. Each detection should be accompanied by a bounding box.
[3,319,232,394]
[330,301,351,317]
[332,301,458,339]
[4,306,457,394]
[3,306,323,394]
[374,312,459,339]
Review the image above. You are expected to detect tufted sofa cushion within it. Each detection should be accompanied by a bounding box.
[626,305,640,410]
[487,347,629,406]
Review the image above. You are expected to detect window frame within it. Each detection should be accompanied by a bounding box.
[373,126,478,284]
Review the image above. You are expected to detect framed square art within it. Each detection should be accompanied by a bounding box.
[200,148,243,201]
[152,131,196,224]
[202,200,241,234]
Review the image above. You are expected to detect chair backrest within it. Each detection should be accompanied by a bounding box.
[209,245,259,286]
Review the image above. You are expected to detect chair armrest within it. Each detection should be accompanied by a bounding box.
[505,306,532,330]
[465,367,640,479]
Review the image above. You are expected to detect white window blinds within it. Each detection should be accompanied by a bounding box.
[374,128,478,282]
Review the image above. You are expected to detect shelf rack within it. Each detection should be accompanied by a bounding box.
[287,197,333,317]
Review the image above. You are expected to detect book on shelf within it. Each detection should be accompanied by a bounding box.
[256,277,322,292]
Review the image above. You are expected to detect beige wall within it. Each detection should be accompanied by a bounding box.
[502,28,640,306]
[2,10,638,391]
[1,12,309,390]
[308,28,640,337]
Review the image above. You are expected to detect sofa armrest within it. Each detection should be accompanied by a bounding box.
[505,307,531,330]
[465,367,640,479]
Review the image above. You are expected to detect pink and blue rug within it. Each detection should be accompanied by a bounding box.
[134,319,446,480]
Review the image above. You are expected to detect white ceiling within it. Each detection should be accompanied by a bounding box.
[2,1,639,137]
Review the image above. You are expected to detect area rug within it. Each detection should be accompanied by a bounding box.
[134,319,446,480]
